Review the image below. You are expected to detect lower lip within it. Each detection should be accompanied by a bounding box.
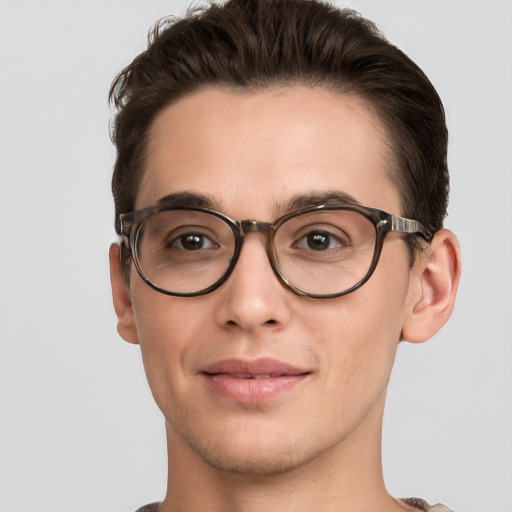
[203,374,308,403]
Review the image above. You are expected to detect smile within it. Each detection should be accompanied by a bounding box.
[201,358,310,403]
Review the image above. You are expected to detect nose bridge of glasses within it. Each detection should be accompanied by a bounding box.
[236,219,276,270]
[238,219,273,235]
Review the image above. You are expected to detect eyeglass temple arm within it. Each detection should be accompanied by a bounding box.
[389,216,434,242]
[117,213,135,235]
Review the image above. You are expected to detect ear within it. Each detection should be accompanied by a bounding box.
[402,229,461,343]
[109,243,139,344]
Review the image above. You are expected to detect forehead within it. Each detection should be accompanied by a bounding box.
[137,86,400,216]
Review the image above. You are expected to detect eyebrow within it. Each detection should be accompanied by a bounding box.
[279,191,361,214]
[157,192,219,209]
[155,190,361,217]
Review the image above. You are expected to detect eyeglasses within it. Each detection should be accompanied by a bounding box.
[117,203,433,299]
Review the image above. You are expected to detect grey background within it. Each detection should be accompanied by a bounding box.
[0,1,510,511]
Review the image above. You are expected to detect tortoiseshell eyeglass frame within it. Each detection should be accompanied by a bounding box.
[116,203,434,299]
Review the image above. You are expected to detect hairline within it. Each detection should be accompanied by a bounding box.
[138,81,406,213]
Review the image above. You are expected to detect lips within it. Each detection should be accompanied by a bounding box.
[201,358,310,403]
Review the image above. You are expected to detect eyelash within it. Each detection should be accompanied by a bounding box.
[171,232,216,251]
[293,230,346,251]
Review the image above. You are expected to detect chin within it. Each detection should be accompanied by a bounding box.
[195,445,311,476]
[178,423,317,476]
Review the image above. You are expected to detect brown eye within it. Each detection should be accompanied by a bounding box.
[173,233,214,251]
[306,231,330,250]
[295,230,345,251]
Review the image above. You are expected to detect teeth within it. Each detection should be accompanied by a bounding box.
[231,373,271,379]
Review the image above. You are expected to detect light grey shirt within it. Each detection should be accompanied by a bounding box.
[135,498,455,511]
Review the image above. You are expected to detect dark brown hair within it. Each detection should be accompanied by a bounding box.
[109,0,449,247]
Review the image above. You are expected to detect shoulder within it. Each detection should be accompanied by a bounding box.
[134,503,160,512]
[402,497,456,512]
[133,499,455,512]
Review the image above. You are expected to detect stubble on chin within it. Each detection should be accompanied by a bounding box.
[169,419,319,477]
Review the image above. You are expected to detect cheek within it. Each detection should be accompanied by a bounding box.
[129,285,209,409]
[306,251,410,393]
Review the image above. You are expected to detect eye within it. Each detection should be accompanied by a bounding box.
[295,230,346,251]
[172,232,216,251]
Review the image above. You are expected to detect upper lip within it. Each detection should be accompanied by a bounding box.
[201,358,310,377]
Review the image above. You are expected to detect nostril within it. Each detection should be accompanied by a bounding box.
[226,319,276,326]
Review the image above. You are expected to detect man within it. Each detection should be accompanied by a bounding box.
[108,1,461,511]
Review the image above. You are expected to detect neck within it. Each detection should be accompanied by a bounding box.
[159,394,411,512]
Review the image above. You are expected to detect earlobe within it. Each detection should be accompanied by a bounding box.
[109,243,140,344]
[402,229,461,343]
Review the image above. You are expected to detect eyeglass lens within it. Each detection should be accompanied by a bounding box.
[134,208,378,296]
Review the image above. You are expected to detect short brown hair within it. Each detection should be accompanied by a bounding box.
[109,0,448,246]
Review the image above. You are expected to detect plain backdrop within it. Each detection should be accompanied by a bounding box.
[0,1,511,511]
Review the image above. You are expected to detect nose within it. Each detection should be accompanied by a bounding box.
[213,233,293,331]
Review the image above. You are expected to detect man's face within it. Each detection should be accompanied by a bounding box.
[118,86,418,474]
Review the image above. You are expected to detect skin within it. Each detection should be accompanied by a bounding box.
[110,86,461,512]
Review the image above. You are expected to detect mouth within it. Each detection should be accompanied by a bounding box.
[226,374,278,379]
[200,358,311,403]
